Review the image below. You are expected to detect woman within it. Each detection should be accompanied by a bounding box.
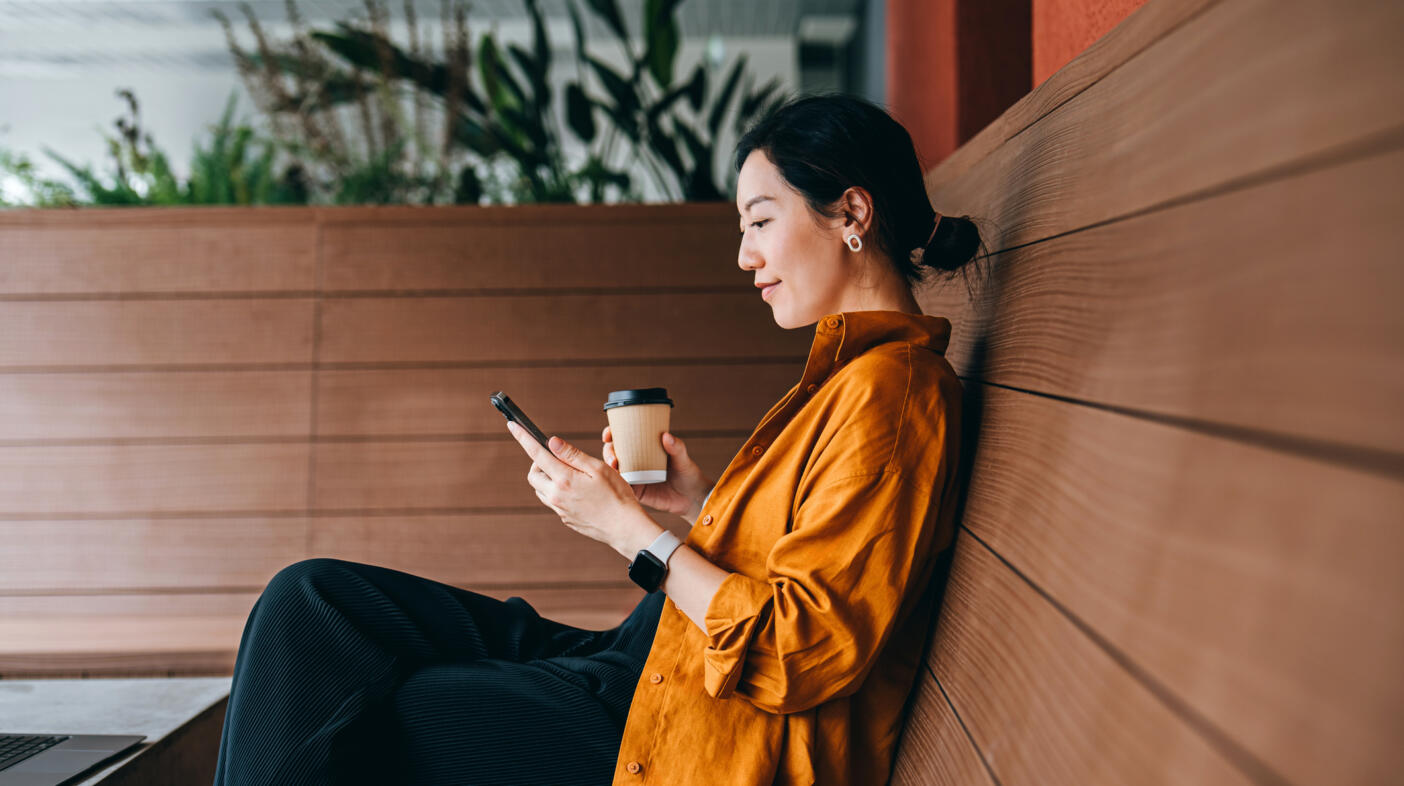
[213,93,984,785]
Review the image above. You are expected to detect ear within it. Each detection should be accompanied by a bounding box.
[838,186,875,237]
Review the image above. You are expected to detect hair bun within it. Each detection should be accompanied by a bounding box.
[920,214,981,273]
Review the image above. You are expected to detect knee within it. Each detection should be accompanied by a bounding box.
[260,557,354,607]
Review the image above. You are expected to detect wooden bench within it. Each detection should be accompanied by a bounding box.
[886,0,1402,783]
[1,0,1399,783]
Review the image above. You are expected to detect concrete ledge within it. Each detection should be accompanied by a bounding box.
[0,677,231,785]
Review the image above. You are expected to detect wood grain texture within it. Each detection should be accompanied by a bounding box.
[0,221,316,295]
[0,517,306,591]
[0,371,311,441]
[931,531,1255,785]
[317,292,809,364]
[308,513,661,586]
[0,585,645,677]
[316,363,798,437]
[930,0,1220,187]
[917,146,1404,459]
[322,204,740,291]
[0,443,310,514]
[889,667,996,786]
[954,382,1404,785]
[927,0,1404,254]
[311,436,744,510]
[0,300,314,368]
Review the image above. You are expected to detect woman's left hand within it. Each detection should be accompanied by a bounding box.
[506,420,645,553]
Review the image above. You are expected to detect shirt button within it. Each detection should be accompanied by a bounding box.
[626,761,643,774]
[649,672,664,684]
[826,316,841,328]
[702,514,713,526]
[805,383,818,395]
[751,445,764,456]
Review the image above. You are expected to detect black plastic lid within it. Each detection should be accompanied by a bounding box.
[603,387,673,411]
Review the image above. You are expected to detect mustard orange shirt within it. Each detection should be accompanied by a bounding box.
[613,310,964,785]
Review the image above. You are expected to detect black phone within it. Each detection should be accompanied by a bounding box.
[490,391,551,449]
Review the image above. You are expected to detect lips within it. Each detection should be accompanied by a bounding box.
[761,282,780,301]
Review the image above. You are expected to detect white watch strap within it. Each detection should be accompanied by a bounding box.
[645,530,683,567]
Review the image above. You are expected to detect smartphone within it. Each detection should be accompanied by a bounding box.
[490,391,551,449]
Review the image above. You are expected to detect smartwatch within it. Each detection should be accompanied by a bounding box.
[628,530,683,593]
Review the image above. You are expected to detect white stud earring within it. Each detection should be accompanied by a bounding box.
[845,234,863,252]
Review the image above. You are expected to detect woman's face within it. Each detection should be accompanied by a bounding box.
[736,150,857,330]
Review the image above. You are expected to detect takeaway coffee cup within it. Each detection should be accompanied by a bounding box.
[603,387,673,484]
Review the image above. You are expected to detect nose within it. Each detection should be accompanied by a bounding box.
[738,234,762,272]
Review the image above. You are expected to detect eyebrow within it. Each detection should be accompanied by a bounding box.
[739,195,775,214]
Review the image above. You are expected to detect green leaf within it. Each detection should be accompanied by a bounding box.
[582,0,629,45]
[643,0,682,88]
[524,0,551,83]
[708,54,747,138]
[586,55,639,137]
[567,1,588,64]
[565,83,597,143]
[645,63,702,123]
[737,76,783,131]
[685,63,707,113]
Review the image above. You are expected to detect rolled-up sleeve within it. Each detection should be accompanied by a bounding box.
[700,469,938,714]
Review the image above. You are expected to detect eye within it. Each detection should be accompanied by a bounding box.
[738,219,770,237]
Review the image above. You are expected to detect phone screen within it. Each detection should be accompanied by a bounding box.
[490,392,551,449]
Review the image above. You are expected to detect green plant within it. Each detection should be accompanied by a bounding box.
[220,0,788,204]
[1,87,309,207]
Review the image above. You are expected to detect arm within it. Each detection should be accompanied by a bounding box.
[693,470,941,715]
[613,498,730,635]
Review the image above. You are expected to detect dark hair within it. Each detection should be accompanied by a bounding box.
[734,93,988,294]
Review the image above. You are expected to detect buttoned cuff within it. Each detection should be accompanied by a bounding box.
[701,571,772,700]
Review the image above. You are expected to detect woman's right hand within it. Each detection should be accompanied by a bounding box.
[602,426,713,520]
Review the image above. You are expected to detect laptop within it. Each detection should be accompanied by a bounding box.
[0,733,146,785]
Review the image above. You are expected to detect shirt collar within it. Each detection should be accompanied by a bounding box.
[796,309,951,388]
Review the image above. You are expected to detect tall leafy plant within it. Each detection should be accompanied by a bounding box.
[220,0,788,204]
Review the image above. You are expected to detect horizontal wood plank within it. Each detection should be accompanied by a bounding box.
[918,147,1404,458]
[927,0,1404,254]
[953,382,1404,785]
[932,0,1219,187]
[316,364,798,437]
[318,292,810,364]
[0,585,645,677]
[889,667,996,786]
[0,221,316,296]
[308,513,667,587]
[0,517,306,592]
[0,444,310,515]
[0,371,311,441]
[312,436,743,510]
[0,300,314,369]
[931,531,1254,785]
[322,205,740,291]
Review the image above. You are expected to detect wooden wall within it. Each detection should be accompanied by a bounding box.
[0,203,812,678]
[891,0,1403,784]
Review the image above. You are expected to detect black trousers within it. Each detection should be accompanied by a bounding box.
[212,558,664,785]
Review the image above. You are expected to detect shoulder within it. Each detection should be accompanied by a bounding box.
[827,343,958,416]
[805,344,959,480]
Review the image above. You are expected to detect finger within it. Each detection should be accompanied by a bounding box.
[507,421,563,482]
[602,425,611,442]
[545,434,601,475]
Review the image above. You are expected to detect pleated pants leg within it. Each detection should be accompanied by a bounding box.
[212,557,664,786]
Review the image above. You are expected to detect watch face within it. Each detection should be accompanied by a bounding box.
[629,551,666,592]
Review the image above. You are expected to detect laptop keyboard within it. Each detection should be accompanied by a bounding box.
[0,734,70,771]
